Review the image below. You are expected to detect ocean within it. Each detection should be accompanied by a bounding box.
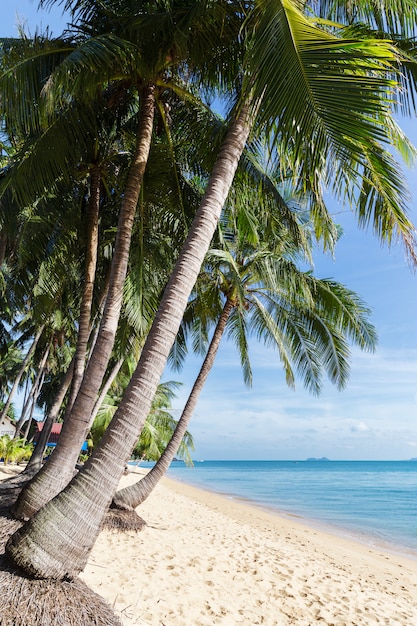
[158,460,417,556]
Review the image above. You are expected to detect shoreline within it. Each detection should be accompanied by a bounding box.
[2,464,416,624]
[164,469,417,563]
[163,471,417,564]
[81,468,417,625]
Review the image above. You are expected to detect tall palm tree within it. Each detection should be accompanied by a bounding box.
[5,0,417,581]
[111,208,377,511]
[9,88,157,517]
[4,0,241,518]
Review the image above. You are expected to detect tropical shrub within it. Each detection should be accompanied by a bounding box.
[0,435,33,464]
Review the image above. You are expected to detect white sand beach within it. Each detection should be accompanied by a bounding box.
[76,469,417,626]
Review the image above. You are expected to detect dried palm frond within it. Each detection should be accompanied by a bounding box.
[0,496,122,624]
[0,556,123,626]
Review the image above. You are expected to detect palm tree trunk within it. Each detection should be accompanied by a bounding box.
[11,84,156,521]
[6,105,251,580]
[65,165,101,413]
[89,358,124,430]
[22,370,43,441]
[13,388,32,440]
[13,340,51,439]
[87,272,111,363]
[0,325,44,423]
[112,297,234,510]
[23,360,74,476]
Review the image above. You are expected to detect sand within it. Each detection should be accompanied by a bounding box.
[1,463,416,624]
[76,468,417,626]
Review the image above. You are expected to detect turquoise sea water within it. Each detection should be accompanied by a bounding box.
[158,460,417,555]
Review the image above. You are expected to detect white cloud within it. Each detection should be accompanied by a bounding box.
[349,421,370,433]
[164,307,417,461]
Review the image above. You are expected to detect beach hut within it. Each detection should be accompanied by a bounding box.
[0,415,16,438]
[33,421,62,447]
[33,421,88,451]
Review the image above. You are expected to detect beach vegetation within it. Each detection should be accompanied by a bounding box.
[90,378,194,464]
[0,435,33,465]
[0,401,16,423]
[111,182,377,515]
[0,1,416,623]
[0,343,23,407]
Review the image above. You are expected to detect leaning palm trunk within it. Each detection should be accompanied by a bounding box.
[0,325,44,423]
[6,105,252,580]
[65,165,101,413]
[11,85,156,521]
[24,361,74,476]
[13,340,51,439]
[89,358,124,428]
[87,270,111,362]
[112,297,234,511]
[22,372,43,441]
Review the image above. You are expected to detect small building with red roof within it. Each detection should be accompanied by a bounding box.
[33,421,62,446]
[33,421,88,451]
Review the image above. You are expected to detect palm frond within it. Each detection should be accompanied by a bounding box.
[240,0,415,258]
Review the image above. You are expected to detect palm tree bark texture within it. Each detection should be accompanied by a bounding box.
[11,84,156,521]
[112,297,235,511]
[5,104,252,580]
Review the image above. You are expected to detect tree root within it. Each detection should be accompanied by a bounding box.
[0,555,123,626]
[0,488,123,625]
[102,507,147,532]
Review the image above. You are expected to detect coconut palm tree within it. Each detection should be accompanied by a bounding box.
[2,0,242,518]
[3,87,157,515]
[111,197,377,511]
[5,0,417,582]
[90,377,194,463]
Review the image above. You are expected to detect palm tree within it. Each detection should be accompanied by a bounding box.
[5,0,417,581]
[90,377,193,463]
[4,0,241,519]
[8,89,157,517]
[111,201,377,511]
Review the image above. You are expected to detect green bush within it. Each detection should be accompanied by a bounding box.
[0,435,33,464]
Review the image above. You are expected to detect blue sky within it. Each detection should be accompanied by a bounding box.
[1,3,66,37]
[2,3,417,460]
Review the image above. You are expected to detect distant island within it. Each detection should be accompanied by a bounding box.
[306,457,330,462]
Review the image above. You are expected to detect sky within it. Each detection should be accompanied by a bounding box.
[2,3,417,461]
